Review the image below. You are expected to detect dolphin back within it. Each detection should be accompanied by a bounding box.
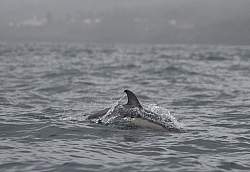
[86,107,110,120]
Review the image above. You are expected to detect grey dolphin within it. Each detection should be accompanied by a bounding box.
[87,90,180,132]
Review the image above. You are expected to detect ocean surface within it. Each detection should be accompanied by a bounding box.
[0,42,250,172]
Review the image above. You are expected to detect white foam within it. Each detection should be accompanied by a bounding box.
[100,94,126,124]
[144,104,185,129]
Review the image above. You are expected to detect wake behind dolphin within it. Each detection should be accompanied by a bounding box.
[86,90,184,132]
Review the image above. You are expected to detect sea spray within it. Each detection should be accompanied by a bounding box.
[145,104,185,130]
[100,94,126,124]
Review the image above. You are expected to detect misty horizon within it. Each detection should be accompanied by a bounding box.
[1,0,250,45]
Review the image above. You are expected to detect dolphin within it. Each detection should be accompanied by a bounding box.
[87,90,181,132]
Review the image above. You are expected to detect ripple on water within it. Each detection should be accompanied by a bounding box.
[1,43,250,172]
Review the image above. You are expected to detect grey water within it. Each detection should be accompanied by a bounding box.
[0,42,250,172]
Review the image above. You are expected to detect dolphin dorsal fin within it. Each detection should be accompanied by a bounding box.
[124,90,142,108]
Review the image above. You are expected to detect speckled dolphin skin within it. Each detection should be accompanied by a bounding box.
[87,90,179,132]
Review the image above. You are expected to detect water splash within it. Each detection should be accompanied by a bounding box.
[100,94,126,124]
[99,101,185,132]
[59,110,87,121]
[143,104,185,131]
[60,95,184,132]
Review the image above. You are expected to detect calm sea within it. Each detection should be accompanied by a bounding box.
[0,42,250,172]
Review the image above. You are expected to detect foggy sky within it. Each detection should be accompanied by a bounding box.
[1,0,250,45]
